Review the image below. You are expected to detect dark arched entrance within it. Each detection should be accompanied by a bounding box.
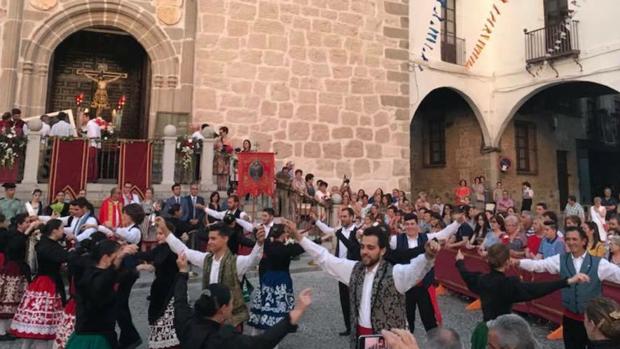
[410,88,487,201]
[501,81,620,208]
[46,28,151,139]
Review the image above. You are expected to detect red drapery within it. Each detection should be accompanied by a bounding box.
[237,152,275,197]
[48,139,88,202]
[118,141,153,200]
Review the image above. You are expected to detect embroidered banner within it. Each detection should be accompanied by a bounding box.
[237,152,275,197]
[118,141,153,200]
[48,139,88,203]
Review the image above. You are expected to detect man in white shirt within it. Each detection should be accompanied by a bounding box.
[205,194,249,221]
[388,213,461,334]
[514,226,620,349]
[287,220,441,348]
[313,207,360,336]
[191,123,209,140]
[39,198,97,242]
[49,112,75,138]
[84,112,101,183]
[159,218,265,329]
[121,182,141,206]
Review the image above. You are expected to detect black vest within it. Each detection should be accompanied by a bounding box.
[335,226,361,261]
[394,233,434,288]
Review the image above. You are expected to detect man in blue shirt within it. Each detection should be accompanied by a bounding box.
[537,220,566,258]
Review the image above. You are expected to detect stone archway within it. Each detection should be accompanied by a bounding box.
[17,0,180,135]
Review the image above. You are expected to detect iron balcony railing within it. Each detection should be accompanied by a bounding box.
[524,20,580,64]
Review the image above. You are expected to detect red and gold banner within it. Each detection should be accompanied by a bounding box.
[118,141,153,200]
[237,152,275,197]
[49,139,88,203]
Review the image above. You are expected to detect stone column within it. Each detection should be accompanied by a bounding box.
[162,125,177,186]
[200,138,217,191]
[0,0,24,112]
[22,119,43,185]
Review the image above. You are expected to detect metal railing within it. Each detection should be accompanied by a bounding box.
[275,180,333,230]
[524,20,580,64]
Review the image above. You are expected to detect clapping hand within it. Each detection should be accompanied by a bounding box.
[255,225,266,246]
[568,273,591,285]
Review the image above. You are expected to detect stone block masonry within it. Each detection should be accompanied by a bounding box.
[194,0,411,191]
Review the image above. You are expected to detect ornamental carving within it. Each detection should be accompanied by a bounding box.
[30,0,58,11]
[155,0,184,25]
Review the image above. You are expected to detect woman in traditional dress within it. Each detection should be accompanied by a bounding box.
[0,214,36,341]
[141,187,161,252]
[24,189,44,217]
[135,219,180,349]
[10,219,76,348]
[583,221,607,258]
[455,243,589,349]
[249,222,304,337]
[53,232,107,349]
[66,240,137,349]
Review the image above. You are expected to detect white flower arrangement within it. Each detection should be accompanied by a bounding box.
[0,126,26,168]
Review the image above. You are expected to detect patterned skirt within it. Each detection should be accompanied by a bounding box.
[248,271,294,330]
[149,298,180,349]
[53,299,77,349]
[0,260,28,319]
[10,275,63,340]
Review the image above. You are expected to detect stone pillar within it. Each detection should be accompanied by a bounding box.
[22,119,43,185]
[0,0,24,112]
[162,125,177,186]
[483,148,501,191]
[200,138,217,191]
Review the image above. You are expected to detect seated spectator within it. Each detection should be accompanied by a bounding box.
[486,314,539,349]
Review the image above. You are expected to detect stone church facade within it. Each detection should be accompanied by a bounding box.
[0,0,412,191]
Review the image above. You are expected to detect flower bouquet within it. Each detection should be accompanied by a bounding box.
[0,126,26,169]
[176,136,200,170]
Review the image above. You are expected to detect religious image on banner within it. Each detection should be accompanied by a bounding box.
[237,152,275,197]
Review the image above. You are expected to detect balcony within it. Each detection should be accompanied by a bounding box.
[524,20,580,64]
[441,36,467,66]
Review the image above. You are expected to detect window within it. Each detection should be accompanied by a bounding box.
[441,0,457,64]
[514,121,538,174]
[423,117,446,167]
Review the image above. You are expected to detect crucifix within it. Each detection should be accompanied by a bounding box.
[76,63,127,118]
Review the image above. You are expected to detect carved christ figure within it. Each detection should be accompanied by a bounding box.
[76,65,127,117]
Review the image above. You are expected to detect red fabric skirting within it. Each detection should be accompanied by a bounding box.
[0,260,28,319]
[54,299,77,349]
[10,275,63,340]
[49,139,88,202]
[356,325,374,336]
[119,141,153,199]
[87,147,99,182]
[0,252,4,269]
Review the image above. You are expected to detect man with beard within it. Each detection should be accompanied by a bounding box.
[287,220,441,348]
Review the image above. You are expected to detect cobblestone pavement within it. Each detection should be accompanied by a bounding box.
[3,269,563,349]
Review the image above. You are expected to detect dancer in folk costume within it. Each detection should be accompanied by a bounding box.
[66,240,138,349]
[10,219,79,348]
[456,244,589,349]
[135,219,180,349]
[0,214,37,341]
[53,232,107,349]
[249,222,305,335]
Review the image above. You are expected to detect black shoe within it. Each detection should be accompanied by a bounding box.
[0,334,17,341]
[339,330,351,336]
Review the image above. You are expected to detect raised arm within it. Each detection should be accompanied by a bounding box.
[598,259,620,284]
[235,218,254,233]
[516,254,561,274]
[165,231,209,268]
[392,253,434,294]
[427,221,460,241]
[205,207,225,220]
[315,220,336,235]
[236,243,263,278]
[111,226,141,244]
[455,259,482,295]
[298,237,355,285]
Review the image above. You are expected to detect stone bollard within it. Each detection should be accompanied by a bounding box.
[22,119,43,184]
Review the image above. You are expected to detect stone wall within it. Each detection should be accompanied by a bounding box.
[193,0,411,191]
[411,107,583,212]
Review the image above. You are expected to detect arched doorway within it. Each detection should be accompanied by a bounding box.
[46,28,151,139]
[410,88,488,201]
[498,81,620,209]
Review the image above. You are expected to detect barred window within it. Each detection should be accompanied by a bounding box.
[423,117,446,167]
